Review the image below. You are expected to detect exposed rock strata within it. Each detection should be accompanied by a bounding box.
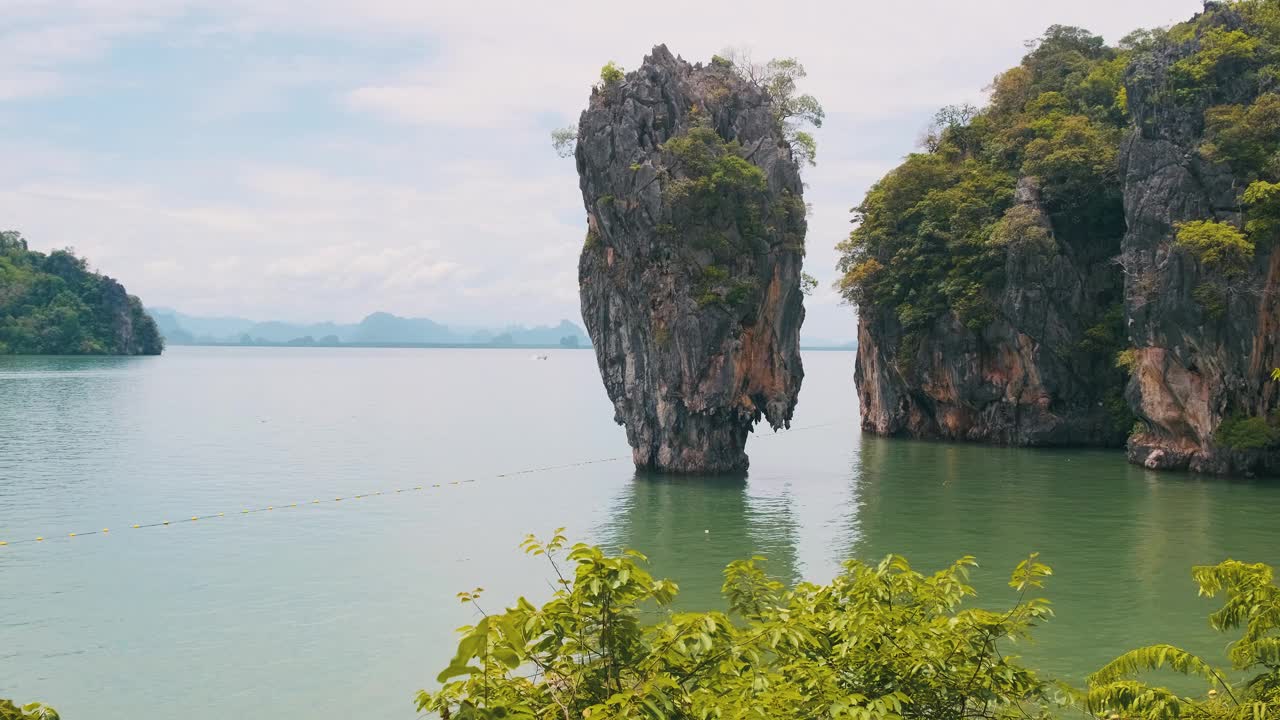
[854,178,1128,446]
[575,46,806,473]
[1120,8,1279,475]
[853,5,1279,475]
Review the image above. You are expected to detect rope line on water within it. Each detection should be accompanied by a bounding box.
[0,418,855,549]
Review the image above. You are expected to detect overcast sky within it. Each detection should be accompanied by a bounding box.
[0,0,1202,340]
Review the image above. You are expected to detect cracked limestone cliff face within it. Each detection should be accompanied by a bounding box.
[855,178,1128,446]
[1121,8,1280,475]
[574,46,806,473]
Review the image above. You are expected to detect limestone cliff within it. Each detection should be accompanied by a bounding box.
[1121,6,1280,475]
[844,7,1280,475]
[853,177,1129,446]
[574,46,806,473]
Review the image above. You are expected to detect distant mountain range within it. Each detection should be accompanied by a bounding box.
[800,337,857,350]
[149,308,591,348]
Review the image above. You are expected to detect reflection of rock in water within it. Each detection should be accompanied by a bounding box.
[596,470,799,610]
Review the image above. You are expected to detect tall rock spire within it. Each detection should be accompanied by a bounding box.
[574,46,807,473]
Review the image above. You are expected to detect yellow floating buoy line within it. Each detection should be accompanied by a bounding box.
[0,418,855,549]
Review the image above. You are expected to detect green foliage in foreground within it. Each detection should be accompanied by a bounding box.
[419,531,1061,720]
[0,231,162,355]
[1085,560,1280,720]
[0,700,59,720]
[422,538,1280,720]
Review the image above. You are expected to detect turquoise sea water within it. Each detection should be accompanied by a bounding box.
[2,347,1278,717]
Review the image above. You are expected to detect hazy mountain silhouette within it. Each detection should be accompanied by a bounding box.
[148,308,591,347]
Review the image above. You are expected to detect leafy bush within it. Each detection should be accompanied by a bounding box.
[1214,414,1279,450]
[419,534,1059,720]
[659,122,782,263]
[1244,180,1280,241]
[1171,27,1260,86]
[1115,348,1139,374]
[1176,221,1255,278]
[600,61,625,86]
[718,52,824,166]
[1202,94,1280,179]
[422,538,1280,720]
[0,700,58,720]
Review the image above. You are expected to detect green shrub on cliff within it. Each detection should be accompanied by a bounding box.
[1116,348,1139,374]
[599,61,625,86]
[1201,93,1280,179]
[1192,8,1280,250]
[0,231,163,356]
[1244,180,1280,241]
[716,52,824,166]
[1215,414,1280,450]
[1172,26,1261,88]
[837,25,1127,335]
[660,121,778,261]
[1176,220,1255,277]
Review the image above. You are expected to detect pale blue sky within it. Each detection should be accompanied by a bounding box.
[0,0,1202,341]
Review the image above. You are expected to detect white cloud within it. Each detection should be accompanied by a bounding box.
[0,0,1207,339]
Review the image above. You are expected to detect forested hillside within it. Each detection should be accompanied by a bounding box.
[0,231,162,356]
[839,0,1280,475]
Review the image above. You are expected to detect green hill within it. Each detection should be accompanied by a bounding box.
[0,231,163,355]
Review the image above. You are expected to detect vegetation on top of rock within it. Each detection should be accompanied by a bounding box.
[599,61,625,87]
[419,535,1280,720]
[837,24,1128,333]
[551,52,823,167]
[659,120,770,259]
[572,45,807,472]
[1214,414,1280,450]
[1175,2,1280,268]
[717,52,825,166]
[0,231,163,356]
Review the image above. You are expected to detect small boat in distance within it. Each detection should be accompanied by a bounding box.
[532,353,550,361]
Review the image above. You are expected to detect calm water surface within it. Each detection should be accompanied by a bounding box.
[2,347,1278,717]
